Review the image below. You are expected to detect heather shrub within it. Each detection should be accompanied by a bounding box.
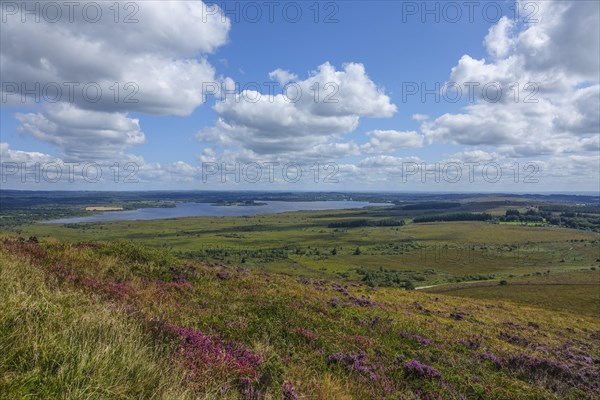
[403,359,441,379]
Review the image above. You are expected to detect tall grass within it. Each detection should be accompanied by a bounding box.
[0,252,197,399]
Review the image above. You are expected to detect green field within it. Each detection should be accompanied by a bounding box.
[424,271,600,316]
[15,209,600,288]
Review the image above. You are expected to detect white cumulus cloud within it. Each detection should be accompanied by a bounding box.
[361,130,424,154]
[198,62,397,160]
[423,0,599,159]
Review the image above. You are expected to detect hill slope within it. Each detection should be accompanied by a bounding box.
[1,236,599,399]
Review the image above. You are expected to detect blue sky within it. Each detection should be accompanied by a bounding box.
[1,1,599,192]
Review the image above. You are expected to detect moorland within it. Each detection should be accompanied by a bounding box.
[0,191,599,399]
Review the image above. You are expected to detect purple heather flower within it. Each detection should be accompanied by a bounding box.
[170,326,261,378]
[479,352,503,368]
[403,359,441,379]
[239,377,256,399]
[581,356,594,365]
[350,296,376,307]
[399,331,434,346]
[498,332,530,347]
[219,384,228,395]
[332,283,351,296]
[282,381,299,400]
[216,271,231,280]
[328,351,380,381]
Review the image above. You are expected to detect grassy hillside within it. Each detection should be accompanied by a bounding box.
[0,241,196,399]
[1,236,599,399]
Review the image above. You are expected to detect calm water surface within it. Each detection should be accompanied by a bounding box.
[45,201,390,224]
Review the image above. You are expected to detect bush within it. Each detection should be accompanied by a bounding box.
[356,268,415,290]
